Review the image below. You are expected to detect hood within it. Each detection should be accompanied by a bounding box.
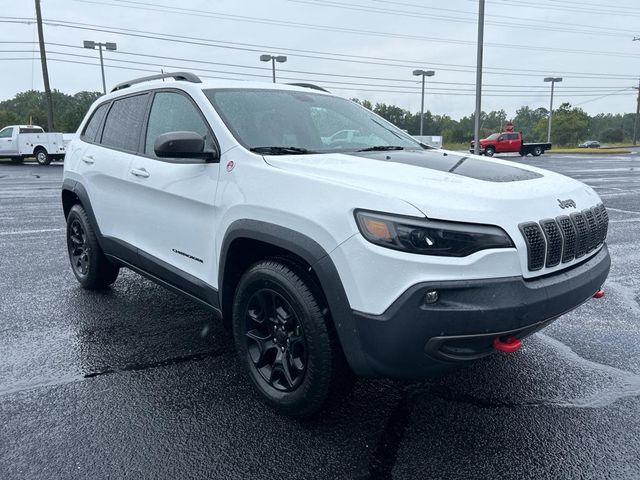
[263,149,601,226]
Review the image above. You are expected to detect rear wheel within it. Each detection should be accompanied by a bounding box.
[66,204,119,289]
[34,147,51,165]
[232,258,352,417]
[532,146,543,157]
[484,146,495,157]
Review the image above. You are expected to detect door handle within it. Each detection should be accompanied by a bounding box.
[81,155,95,164]
[130,167,150,178]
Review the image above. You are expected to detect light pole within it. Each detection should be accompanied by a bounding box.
[473,0,485,155]
[260,54,287,83]
[84,41,117,94]
[544,77,563,143]
[412,69,435,136]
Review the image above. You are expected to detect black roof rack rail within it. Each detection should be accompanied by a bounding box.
[111,71,202,92]
[287,83,329,93]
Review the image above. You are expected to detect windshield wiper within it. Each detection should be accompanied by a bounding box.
[250,146,314,155]
[357,145,405,152]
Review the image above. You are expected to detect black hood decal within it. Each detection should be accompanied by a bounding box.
[350,150,542,183]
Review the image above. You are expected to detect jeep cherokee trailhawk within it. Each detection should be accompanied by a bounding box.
[62,72,610,416]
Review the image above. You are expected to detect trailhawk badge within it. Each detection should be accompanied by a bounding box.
[557,198,576,209]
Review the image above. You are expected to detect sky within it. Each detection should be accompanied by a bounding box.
[1,0,640,120]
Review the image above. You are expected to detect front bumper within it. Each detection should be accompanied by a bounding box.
[349,244,610,378]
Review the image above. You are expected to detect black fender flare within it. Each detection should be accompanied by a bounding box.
[61,178,104,239]
[219,219,373,377]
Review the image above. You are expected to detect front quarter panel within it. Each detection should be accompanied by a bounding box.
[212,149,423,288]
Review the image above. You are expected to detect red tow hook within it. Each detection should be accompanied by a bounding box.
[493,336,522,353]
[593,289,605,299]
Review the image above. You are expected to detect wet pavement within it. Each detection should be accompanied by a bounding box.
[1,153,639,479]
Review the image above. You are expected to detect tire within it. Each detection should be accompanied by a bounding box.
[518,151,527,157]
[34,147,51,165]
[66,204,119,289]
[10,157,23,164]
[532,146,543,157]
[484,146,495,157]
[232,257,352,417]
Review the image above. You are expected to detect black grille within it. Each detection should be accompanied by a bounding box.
[583,209,597,252]
[557,216,576,263]
[519,222,546,271]
[595,204,608,245]
[519,203,608,272]
[571,211,589,258]
[540,219,562,267]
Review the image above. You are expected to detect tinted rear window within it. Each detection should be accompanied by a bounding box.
[101,94,149,151]
[81,103,109,142]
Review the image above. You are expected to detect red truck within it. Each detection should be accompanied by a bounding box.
[469,124,551,157]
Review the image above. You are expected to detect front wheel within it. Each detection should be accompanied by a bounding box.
[34,148,51,165]
[232,258,352,417]
[484,146,495,157]
[66,204,119,289]
[532,146,543,157]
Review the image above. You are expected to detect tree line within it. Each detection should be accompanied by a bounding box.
[0,90,635,146]
[0,90,102,134]
[353,99,636,146]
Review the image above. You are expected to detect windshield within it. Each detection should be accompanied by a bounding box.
[486,133,499,140]
[204,88,424,153]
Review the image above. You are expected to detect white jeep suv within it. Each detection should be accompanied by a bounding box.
[62,72,610,416]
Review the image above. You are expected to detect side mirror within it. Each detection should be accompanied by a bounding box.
[497,136,504,142]
[154,131,218,162]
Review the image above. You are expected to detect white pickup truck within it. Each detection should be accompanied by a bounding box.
[0,125,69,165]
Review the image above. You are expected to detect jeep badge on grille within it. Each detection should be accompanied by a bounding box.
[557,198,576,209]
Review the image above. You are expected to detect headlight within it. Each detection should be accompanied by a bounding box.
[354,210,514,257]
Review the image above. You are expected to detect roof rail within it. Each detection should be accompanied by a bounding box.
[287,83,329,93]
[111,71,202,92]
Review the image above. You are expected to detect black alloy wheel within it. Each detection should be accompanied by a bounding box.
[244,288,307,392]
[232,258,353,417]
[65,204,119,289]
[68,218,90,277]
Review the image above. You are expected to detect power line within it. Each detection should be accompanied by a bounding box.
[574,88,633,106]
[42,42,635,91]
[543,0,640,11]
[70,0,640,59]
[485,0,640,18]
[32,47,636,94]
[289,0,635,38]
[2,17,637,81]
[362,0,640,32]
[2,53,633,99]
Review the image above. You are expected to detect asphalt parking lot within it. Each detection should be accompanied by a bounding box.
[1,152,639,480]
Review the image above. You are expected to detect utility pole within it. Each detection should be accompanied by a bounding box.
[633,38,640,145]
[34,0,54,131]
[473,0,485,155]
[633,78,640,146]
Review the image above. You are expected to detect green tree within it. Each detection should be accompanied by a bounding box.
[548,103,590,146]
[0,89,102,132]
